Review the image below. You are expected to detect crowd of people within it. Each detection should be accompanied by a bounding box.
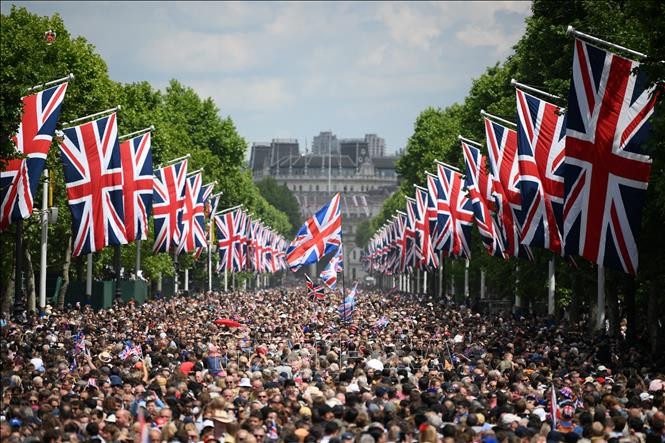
[1,285,663,443]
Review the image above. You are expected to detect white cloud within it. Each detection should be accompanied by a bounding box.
[376,2,448,50]
[191,77,294,112]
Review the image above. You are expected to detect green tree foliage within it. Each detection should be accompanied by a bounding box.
[370,0,665,345]
[255,176,301,235]
[0,6,291,307]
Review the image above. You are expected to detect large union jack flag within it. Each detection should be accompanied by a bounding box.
[437,163,474,259]
[563,38,660,274]
[485,118,533,260]
[515,89,566,254]
[59,113,127,256]
[1,82,68,231]
[405,197,419,270]
[119,132,153,242]
[215,210,241,272]
[177,172,206,255]
[414,187,438,270]
[462,141,506,258]
[152,159,188,253]
[193,182,215,260]
[287,192,342,271]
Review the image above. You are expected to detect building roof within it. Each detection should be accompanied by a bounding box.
[372,156,398,169]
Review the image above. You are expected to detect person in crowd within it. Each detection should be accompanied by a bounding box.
[1,286,663,443]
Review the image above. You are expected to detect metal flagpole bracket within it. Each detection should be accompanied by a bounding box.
[413,184,428,192]
[62,105,121,128]
[510,79,563,101]
[480,109,517,128]
[27,73,74,94]
[458,135,482,147]
[215,204,243,216]
[566,25,648,60]
[396,210,407,216]
[119,125,155,141]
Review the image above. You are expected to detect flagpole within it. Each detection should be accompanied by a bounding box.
[434,159,461,173]
[62,105,121,127]
[157,153,191,169]
[26,73,74,93]
[39,169,49,309]
[566,25,648,59]
[114,245,121,302]
[510,79,563,101]
[458,135,483,147]
[135,240,141,280]
[86,253,93,305]
[480,109,517,128]
[118,125,154,141]
[548,257,556,316]
[596,265,606,330]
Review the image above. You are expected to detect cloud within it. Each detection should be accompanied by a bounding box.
[190,77,294,112]
[376,2,448,50]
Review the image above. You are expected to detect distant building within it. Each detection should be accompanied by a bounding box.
[364,133,385,158]
[312,131,339,155]
[250,131,400,282]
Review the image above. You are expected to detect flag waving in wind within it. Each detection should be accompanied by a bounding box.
[287,193,342,271]
[320,244,344,290]
[1,82,69,231]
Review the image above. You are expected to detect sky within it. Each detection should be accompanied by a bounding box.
[3,1,532,156]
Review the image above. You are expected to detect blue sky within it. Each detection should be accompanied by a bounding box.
[3,1,532,156]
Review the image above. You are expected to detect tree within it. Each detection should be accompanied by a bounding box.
[255,177,301,234]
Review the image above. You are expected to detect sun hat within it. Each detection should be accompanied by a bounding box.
[238,377,252,388]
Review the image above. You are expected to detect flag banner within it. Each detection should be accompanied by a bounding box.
[414,187,439,269]
[287,192,342,271]
[177,172,206,254]
[320,244,344,289]
[405,198,418,270]
[1,82,69,231]
[338,283,357,322]
[59,112,127,256]
[152,159,188,253]
[305,274,325,300]
[426,174,453,254]
[516,89,566,254]
[119,132,153,242]
[437,164,474,259]
[563,38,659,274]
[215,210,242,272]
[484,118,533,260]
[462,141,506,258]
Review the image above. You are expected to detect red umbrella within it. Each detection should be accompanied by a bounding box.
[214,318,242,328]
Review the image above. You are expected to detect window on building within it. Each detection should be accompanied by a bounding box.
[352,268,356,280]
[299,185,302,191]
[316,184,319,191]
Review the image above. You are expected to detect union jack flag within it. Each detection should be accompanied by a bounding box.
[1,82,68,231]
[414,187,439,270]
[305,274,325,300]
[395,212,409,273]
[404,198,418,270]
[516,89,566,254]
[437,163,474,259]
[152,159,188,253]
[194,182,215,260]
[320,244,344,289]
[287,193,342,271]
[215,210,242,272]
[426,173,452,254]
[563,38,660,274]
[177,172,206,254]
[59,113,127,256]
[338,287,356,322]
[119,132,153,242]
[462,141,506,258]
[485,118,533,260]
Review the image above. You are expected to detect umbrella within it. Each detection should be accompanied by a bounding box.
[365,358,384,371]
[214,318,242,328]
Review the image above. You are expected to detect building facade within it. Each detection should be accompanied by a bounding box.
[250,134,399,283]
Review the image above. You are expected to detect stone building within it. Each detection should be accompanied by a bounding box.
[250,135,399,283]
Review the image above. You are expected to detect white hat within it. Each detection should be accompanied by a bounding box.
[238,377,252,388]
[105,414,117,423]
[346,383,360,393]
[639,392,653,402]
[501,413,520,425]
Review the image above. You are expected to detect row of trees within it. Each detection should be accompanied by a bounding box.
[0,7,294,311]
[359,0,665,351]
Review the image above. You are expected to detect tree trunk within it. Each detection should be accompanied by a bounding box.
[624,276,636,342]
[58,234,72,309]
[25,238,36,313]
[606,276,618,337]
[569,270,581,323]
